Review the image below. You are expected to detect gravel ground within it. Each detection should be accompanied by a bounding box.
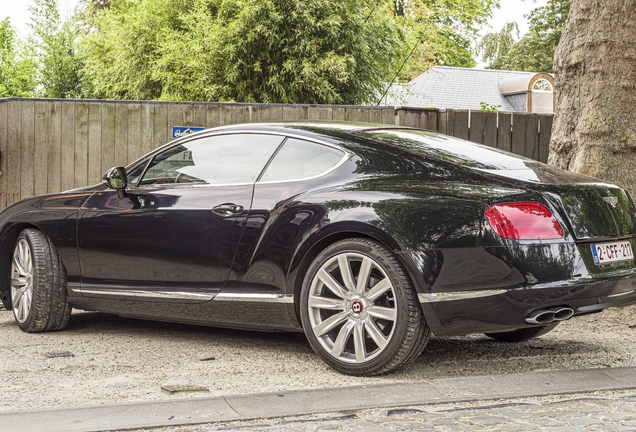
[1,304,635,412]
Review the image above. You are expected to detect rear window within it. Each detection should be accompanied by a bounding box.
[259,138,346,183]
[367,130,533,171]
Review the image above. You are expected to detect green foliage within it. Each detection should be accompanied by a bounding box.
[475,22,519,70]
[479,101,501,111]
[0,19,37,97]
[28,0,85,98]
[477,0,571,73]
[80,0,408,104]
[394,0,500,79]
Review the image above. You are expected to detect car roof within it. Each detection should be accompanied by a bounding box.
[207,122,532,171]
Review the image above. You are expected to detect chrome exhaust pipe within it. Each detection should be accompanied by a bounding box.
[552,307,574,321]
[525,307,574,325]
[525,310,556,325]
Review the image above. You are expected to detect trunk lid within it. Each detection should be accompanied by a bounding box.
[559,184,635,239]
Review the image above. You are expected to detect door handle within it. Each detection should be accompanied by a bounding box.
[213,203,244,216]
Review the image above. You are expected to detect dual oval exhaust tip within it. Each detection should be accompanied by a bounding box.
[525,306,574,325]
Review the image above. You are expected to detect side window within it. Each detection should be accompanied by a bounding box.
[260,138,346,183]
[138,134,284,186]
[126,161,149,186]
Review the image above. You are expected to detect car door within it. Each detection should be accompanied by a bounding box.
[76,133,285,302]
[221,137,349,297]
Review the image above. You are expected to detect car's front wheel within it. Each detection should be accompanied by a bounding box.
[10,228,71,332]
[300,238,429,376]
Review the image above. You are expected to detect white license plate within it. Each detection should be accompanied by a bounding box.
[591,240,634,265]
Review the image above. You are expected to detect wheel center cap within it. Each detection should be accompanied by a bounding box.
[351,300,364,314]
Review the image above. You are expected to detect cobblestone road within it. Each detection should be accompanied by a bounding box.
[135,391,636,431]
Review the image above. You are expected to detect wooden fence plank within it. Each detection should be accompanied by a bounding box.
[20,100,35,200]
[483,111,498,148]
[74,102,89,188]
[382,108,395,126]
[231,105,249,124]
[33,101,48,196]
[421,110,439,131]
[47,101,62,194]
[153,103,169,151]
[539,114,554,163]
[525,115,540,160]
[114,103,129,167]
[446,110,455,136]
[217,104,234,125]
[452,110,469,140]
[369,108,384,124]
[345,107,371,123]
[88,102,102,185]
[101,102,116,174]
[254,105,283,123]
[167,103,183,140]
[497,112,513,153]
[205,104,220,128]
[332,107,346,121]
[140,103,154,157]
[511,114,528,158]
[0,101,7,207]
[469,111,486,144]
[437,110,447,134]
[308,106,332,121]
[6,100,21,205]
[282,106,307,121]
[60,102,75,192]
[127,103,143,162]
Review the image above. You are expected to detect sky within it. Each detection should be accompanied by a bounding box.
[4,0,549,36]
[484,0,549,37]
[2,0,81,36]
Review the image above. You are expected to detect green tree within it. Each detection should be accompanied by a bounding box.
[29,0,85,98]
[0,18,37,97]
[81,0,408,104]
[394,0,500,79]
[475,21,519,70]
[478,0,571,73]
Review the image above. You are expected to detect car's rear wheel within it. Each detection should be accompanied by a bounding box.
[484,322,559,343]
[10,228,71,332]
[300,238,429,376]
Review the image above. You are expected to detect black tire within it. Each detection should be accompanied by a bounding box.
[485,322,559,343]
[300,238,429,376]
[10,228,71,333]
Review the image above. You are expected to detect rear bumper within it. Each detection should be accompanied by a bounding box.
[420,277,636,337]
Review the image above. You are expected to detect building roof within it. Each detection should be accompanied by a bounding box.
[383,66,537,111]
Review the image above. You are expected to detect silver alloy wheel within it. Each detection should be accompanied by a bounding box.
[307,252,397,364]
[11,238,34,323]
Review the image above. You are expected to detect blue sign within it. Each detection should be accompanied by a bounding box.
[172,126,205,139]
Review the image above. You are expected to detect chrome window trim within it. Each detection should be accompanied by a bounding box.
[127,130,352,190]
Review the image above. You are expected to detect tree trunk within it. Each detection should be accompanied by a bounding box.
[550,0,636,195]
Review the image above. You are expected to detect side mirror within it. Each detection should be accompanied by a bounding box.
[103,166,128,198]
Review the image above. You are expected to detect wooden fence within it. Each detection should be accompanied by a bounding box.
[0,98,554,209]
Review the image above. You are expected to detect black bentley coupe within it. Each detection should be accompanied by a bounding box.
[3,122,636,375]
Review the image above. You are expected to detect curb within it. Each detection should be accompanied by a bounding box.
[3,367,636,432]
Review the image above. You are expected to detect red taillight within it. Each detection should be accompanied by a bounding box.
[485,202,564,240]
